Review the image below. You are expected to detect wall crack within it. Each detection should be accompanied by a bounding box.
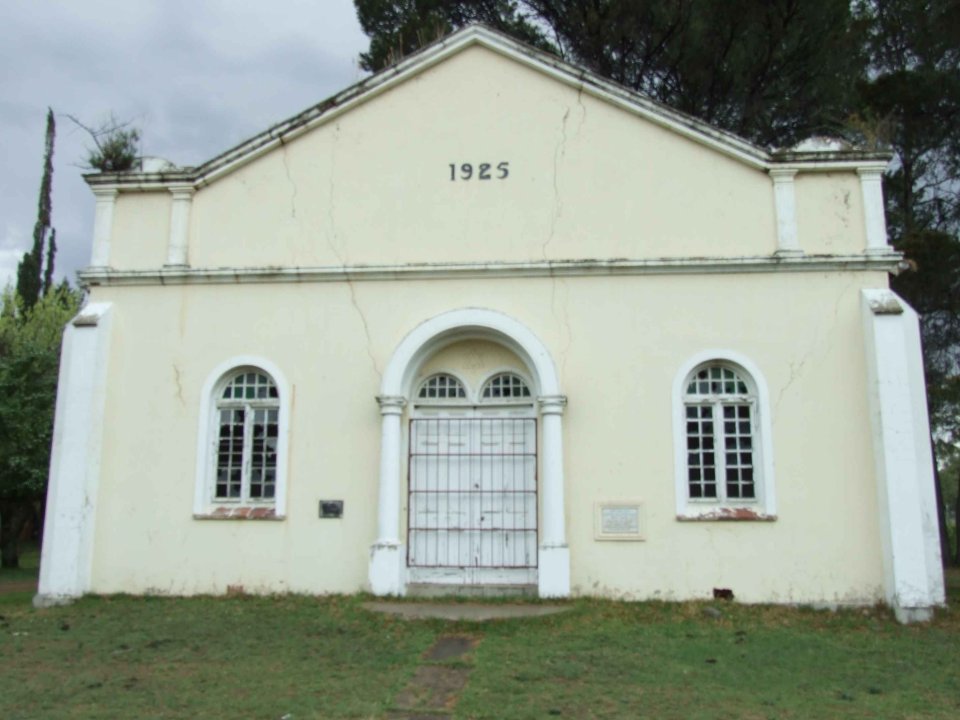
[280,139,298,220]
[325,123,381,379]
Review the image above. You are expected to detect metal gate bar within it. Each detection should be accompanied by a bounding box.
[407,417,537,569]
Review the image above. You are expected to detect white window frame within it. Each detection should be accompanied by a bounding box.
[194,357,291,519]
[477,369,535,404]
[415,372,470,404]
[672,351,776,521]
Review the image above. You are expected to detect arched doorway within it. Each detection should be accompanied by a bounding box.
[369,308,569,597]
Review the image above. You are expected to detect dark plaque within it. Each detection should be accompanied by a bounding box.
[319,500,343,519]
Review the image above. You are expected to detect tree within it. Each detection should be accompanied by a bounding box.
[0,286,82,568]
[355,0,863,146]
[854,0,960,564]
[66,114,141,173]
[356,0,960,564]
[16,108,57,310]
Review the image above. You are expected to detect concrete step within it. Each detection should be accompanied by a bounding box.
[406,583,538,599]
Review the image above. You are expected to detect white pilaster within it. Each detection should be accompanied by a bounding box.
[538,394,570,598]
[90,187,118,268]
[165,184,195,267]
[369,395,406,595]
[861,289,945,623]
[858,168,891,255]
[35,303,114,607]
[770,168,802,256]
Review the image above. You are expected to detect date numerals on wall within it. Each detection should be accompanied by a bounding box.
[449,162,510,181]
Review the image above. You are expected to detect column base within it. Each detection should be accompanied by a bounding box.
[33,593,78,609]
[774,248,803,257]
[893,605,934,624]
[538,545,570,598]
[369,542,406,596]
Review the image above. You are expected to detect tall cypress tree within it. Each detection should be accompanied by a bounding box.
[17,108,56,309]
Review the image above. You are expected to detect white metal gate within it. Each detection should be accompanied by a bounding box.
[407,411,537,573]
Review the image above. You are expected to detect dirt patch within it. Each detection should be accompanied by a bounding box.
[424,635,478,661]
[392,665,471,714]
[0,580,36,595]
[388,634,483,720]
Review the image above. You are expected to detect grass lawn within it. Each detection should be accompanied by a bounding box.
[0,564,958,719]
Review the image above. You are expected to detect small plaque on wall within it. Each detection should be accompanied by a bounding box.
[595,502,645,541]
[319,501,343,519]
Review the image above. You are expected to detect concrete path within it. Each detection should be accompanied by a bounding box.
[363,601,569,621]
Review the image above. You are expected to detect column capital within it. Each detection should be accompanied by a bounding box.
[768,167,798,181]
[857,167,885,181]
[376,395,407,414]
[538,395,567,415]
[168,184,196,199]
[91,185,119,200]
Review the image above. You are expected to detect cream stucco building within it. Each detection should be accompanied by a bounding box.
[37,26,945,622]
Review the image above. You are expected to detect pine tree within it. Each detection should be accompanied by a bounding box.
[16,108,57,309]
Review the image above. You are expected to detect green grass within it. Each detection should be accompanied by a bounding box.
[0,571,958,719]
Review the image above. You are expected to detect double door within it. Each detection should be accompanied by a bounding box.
[407,405,537,579]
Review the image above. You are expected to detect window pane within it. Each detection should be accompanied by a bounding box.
[418,373,467,399]
[685,404,716,500]
[215,408,245,499]
[481,373,531,399]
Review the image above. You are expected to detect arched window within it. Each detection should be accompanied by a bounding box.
[214,371,280,502]
[194,360,289,519]
[673,355,776,520]
[481,372,531,400]
[417,373,467,400]
[684,365,755,502]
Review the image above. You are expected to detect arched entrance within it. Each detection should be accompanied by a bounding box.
[369,308,569,597]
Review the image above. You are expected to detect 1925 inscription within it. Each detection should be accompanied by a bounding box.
[449,162,509,181]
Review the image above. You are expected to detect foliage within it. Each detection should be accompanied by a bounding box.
[854,0,960,561]
[68,114,141,172]
[0,286,82,567]
[357,0,551,71]
[0,594,959,718]
[16,108,57,310]
[357,0,960,564]
[355,0,863,146]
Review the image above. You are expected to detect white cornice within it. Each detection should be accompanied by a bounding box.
[85,25,892,193]
[80,254,901,287]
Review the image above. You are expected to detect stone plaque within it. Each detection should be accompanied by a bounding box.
[601,506,639,534]
[595,502,645,540]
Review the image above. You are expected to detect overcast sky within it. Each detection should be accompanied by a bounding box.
[1,0,369,290]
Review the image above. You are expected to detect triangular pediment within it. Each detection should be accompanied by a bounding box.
[86,24,889,190]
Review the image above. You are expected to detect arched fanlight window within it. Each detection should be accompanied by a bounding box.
[215,370,280,502]
[481,372,531,400]
[417,373,467,400]
[683,363,756,502]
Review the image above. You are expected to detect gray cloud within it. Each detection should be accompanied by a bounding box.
[1,0,368,289]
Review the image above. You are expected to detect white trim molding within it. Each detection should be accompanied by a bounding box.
[193,356,292,519]
[165,184,195,267]
[769,168,801,256]
[79,253,903,289]
[372,308,570,598]
[35,303,114,606]
[861,289,945,622]
[672,350,777,521]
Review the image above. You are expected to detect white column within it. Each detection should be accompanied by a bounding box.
[369,395,406,595]
[165,184,195,267]
[35,303,113,607]
[538,394,570,597]
[861,289,945,623]
[89,187,118,268]
[859,168,891,255]
[770,168,801,256]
